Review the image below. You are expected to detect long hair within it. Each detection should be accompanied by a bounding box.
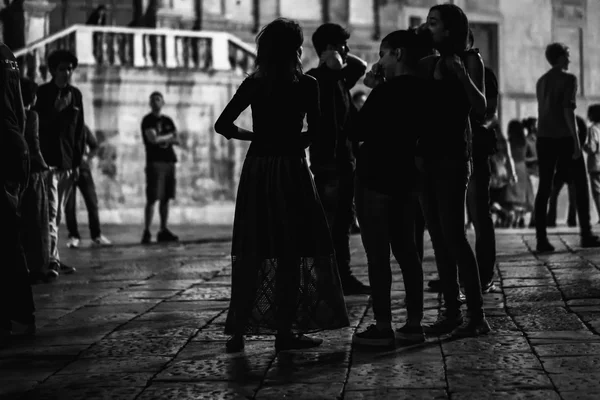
[429,3,469,55]
[254,18,304,82]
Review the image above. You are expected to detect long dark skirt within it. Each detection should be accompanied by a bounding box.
[224,155,349,335]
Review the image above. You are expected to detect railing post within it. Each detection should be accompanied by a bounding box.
[211,33,231,71]
[75,28,95,65]
[165,33,177,68]
[133,31,146,67]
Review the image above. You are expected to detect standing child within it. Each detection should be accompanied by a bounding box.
[584,104,600,223]
[214,18,349,353]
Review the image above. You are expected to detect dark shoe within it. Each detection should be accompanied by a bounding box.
[275,333,323,352]
[427,279,443,293]
[225,335,245,353]
[482,281,499,294]
[536,239,555,253]
[581,234,600,248]
[451,314,491,338]
[352,324,395,348]
[31,268,59,284]
[342,275,371,295]
[141,230,152,244]
[58,262,76,274]
[395,323,425,344]
[157,229,179,243]
[424,310,463,336]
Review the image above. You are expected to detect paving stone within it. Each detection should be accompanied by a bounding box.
[173,286,232,301]
[155,355,271,382]
[56,356,172,374]
[451,390,560,400]
[514,309,586,331]
[24,385,143,400]
[344,389,448,400]
[346,361,445,390]
[507,303,568,316]
[503,287,563,304]
[265,351,350,384]
[502,278,556,287]
[527,330,600,344]
[447,369,554,392]
[549,373,600,392]
[441,334,530,355]
[533,342,600,356]
[130,280,203,290]
[0,344,89,358]
[486,316,521,332]
[560,391,600,400]
[79,337,189,358]
[445,353,542,371]
[40,372,154,388]
[540,355,600,374]
[0,381,40,400]
[0,357,73,381]
[499,266,553,278]
[136,382,256,400]
[255,383,344,399]
[175,341,274,360]
[561,284,600,300]
[105,320,200,340]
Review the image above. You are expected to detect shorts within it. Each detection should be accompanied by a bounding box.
[145,162,176,202]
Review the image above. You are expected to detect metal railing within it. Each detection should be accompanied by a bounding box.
[14,25,257,81]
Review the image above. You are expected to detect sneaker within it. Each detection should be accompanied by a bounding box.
[482,281,499,294]
[536,239,555,253]
[341,275,371,295]
[352,324,395,347]
[66,237,80,249]
[141,230,152,244]
[395,324,425,344]
[275,333,323,352]
[157,229,179,243]
[581,234,600,248]
[451,315,491,338]
[424,310,463,336]
[50,261,76,275]
[91,235,112,247]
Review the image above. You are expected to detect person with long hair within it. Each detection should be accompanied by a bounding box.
[349,29,430,348]
[214,18,349,353]
[415,3,490,337]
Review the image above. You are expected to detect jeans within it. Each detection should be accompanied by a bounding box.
[312,170,354,278]
[1,181,35,326]
[20,172,49,275]
[589,172,600,222]
[547,162,578,226]
[355,179,423,323]
[534,137,592,239]
[417,157,483,316]
[466,156,496,285]
[46,169,75,264]
[65,166,101,239]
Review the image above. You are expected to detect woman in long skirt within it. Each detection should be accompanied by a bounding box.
[214,18,349,353]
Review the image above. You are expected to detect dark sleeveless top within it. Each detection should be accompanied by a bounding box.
[416,55,472,160]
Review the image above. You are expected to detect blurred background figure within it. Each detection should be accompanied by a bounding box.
[86,5,108,26]
[65,125,113,249]
[584,104,600,224]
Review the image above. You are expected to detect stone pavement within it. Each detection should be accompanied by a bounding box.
[2,226,600,400]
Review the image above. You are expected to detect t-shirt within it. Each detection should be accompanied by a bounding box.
[536,67,577,139]
[140,113,178,163]
[350,75,428,195]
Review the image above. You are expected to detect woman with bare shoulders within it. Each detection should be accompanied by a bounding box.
[414,3,491,338]
[214,18,349,353]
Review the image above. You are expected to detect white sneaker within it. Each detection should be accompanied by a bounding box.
[66,237,80,248]
[91,235,112,247]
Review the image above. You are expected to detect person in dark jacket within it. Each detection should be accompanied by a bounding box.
[35,49,86,276]
[306,23,370,295]
[0,42,36,339]
[19,77,56,283]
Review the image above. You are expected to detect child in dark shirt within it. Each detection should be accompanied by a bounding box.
[350,29,430,348]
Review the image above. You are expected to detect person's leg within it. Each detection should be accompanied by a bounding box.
[535,138,561,250]
[468,156,497,289]
[144,200,156,232]
[64,176,80,240]
[589,172,600,222]
[77,167,102,239]
[390,193,424,326]
[157,163,178,241]
[159,199,170,231]
[46,170,61,265]
[414,202,425,263]
[143,163,158,242]
[547,169,566,227]
[567,181,577,226]
[570,155,600,245]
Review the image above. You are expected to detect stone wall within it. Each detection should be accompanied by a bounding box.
[72,66,251,224]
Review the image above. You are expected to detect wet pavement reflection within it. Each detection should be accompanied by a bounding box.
[2,226,600,399]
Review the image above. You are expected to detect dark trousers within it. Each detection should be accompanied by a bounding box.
[355,179,423,323]
[20,172,49,275]
[589,172,600,222]
[466,156,496,285]
[312,170,354,278]
[534,137,591,239]
[417,157,483,315]
[65,166,101,239]
[547,165,578,226]
[1,182,35,327]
